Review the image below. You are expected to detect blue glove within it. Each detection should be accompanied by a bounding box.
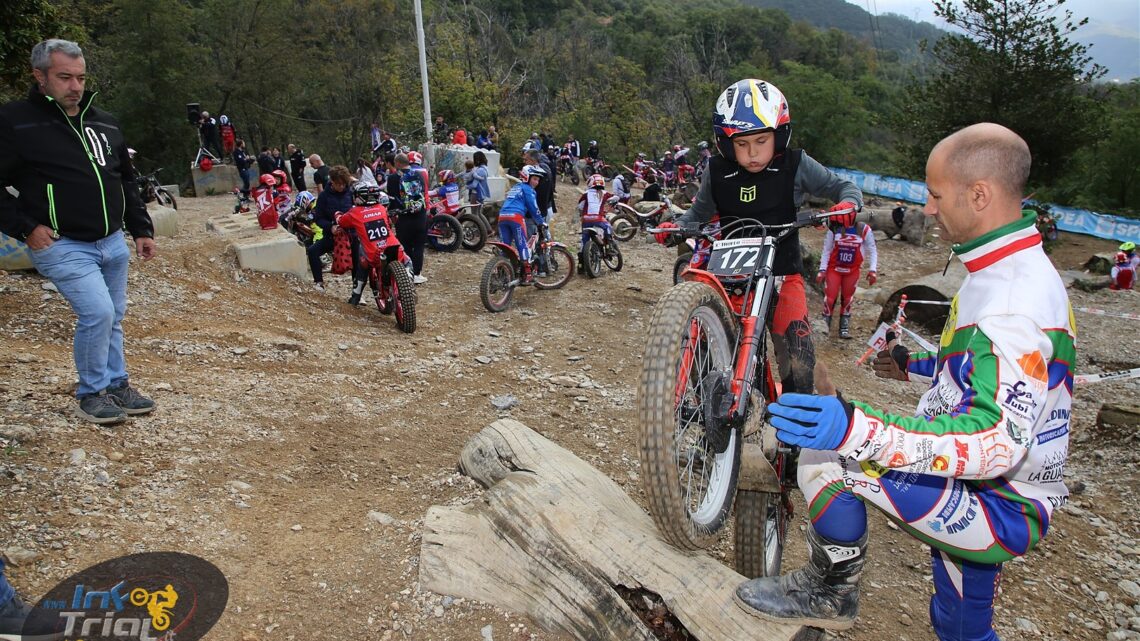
[768,393,854,450]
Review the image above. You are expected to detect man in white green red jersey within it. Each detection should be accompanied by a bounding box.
[735,123,1075,641]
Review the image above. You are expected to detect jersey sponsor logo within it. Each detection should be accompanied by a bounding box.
[849,415,886,459]
[1017,351,1049,384]
[923,383,962,419]
[940,295,959,348]
[931,455,950,472]
[1037,422,1069,445]
[1000,381,1037,421]
[1005,418,1026,446]
[978,430,1013,475]
[928,494,979,534]
[859,460,888,478]
[887,451,908,467]
[739,185,756,203]
[1028,451,1066,484]
[933,482,966,524]
[954,439,969,476]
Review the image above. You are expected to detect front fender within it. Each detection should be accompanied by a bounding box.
[680,268,733,307]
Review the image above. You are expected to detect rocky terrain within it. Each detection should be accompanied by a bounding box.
[1,190,1137,641]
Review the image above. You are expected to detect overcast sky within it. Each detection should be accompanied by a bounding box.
[870,0,1137,34]
[868,0,1139,78]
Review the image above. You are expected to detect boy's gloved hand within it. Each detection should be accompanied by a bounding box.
[867,271,878,286]
[653,222,678,245]
[768,392,854,450]
[816,270,826,284]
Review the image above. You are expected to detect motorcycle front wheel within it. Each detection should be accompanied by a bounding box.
[638,282,740,550]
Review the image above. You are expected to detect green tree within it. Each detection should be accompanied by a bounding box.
[1,0,87,102]
[898,0,1105,184]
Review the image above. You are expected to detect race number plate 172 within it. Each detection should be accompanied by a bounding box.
[708,237,768,277]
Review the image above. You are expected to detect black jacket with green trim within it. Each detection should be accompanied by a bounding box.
[0,86,153,243]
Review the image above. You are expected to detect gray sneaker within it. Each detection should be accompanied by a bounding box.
[76,392,127,425]
[106,383,156,415]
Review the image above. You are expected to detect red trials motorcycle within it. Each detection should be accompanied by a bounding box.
[638,209,852,578]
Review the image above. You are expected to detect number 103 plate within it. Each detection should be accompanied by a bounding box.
[708,237,767,277]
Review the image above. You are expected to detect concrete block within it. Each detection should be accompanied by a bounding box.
[191,162,243,197]
[487,176,510,203]
[207,214,308,279]
[0,232,33,271]
[148,203,179,238]
[423,143,502,178]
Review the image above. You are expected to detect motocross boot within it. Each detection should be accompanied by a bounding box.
[520,263,534,286]
[839,315,852,339]
[735,526,866,630]
[821,314,831,336]
[347,280,365,306]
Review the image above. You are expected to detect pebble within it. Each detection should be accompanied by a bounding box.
[490,394,519,410]
[368,511,396,526]
[1108,632,1140,641]
[481,625,494,641]
[0,425,36,441]
[108,451,125,462]
[475,355,493,364]
[15,353,38,363]
[1120,580,1140,600]
[41,282,57,292]
[550,375,578,387]
[232,347,249,355]
[291,524,303,531]
[227,480,253,492]
[337,344,349,351]
[3,547,41,566]
[197,292,214,300]
[899,613,912,626]
[488,331,501,337]
[1014,617,1039,633]
[68,448,87,466]
[153,382,173,391]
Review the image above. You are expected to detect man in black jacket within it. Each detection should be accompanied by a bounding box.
[0,39,157,425]
[287,143,307,191]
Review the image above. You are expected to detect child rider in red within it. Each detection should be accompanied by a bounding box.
[817,209,878,338]
[335,183,410,306]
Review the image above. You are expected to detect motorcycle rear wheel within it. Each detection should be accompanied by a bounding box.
[459,213,488,252]
[534,246,574,289]
[156,188,177,210]
[611,212,637,242]
[638,282,740,550]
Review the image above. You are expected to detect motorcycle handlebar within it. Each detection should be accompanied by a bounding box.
[647,207,858,240]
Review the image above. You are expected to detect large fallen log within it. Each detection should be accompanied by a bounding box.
[877,258,968,332]
[419,419,813,641]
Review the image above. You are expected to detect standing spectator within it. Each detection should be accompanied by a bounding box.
[526,149,556,223]
[0,38,157,425]
[256,146,273,175]
[198,110,221,157]
[233,139,253,197]
[377,130,397,157]
[219,115,236,156]
[270,147,287,185]
[432,115,448,143]
[394,153,429,284]
[523,132,541,152]
[309,154,330,193]
[541,130,554,153]
[306,165,353,291]
[370,122,382,153]
[452,127,467,146]
[355,156,379,187]
[566,134,581,160]
[487,125,499,149]
[287,143,306,191]
[465,151,491,209]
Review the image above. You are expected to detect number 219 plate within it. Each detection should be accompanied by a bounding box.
[708,237,767,277]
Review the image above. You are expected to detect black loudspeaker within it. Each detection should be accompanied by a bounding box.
[186,102,201,125]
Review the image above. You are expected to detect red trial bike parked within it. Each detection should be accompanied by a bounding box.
[638,209,852,579]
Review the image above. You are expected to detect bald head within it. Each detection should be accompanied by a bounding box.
[929,123,1030,201]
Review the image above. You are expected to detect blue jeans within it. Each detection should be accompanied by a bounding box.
[30,231,131,398]
[240,168,251,196]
